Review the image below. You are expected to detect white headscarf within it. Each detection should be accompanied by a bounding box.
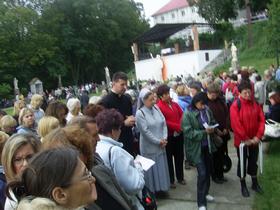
[136,88,151,110]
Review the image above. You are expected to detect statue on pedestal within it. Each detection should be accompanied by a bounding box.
[231,42,239,72]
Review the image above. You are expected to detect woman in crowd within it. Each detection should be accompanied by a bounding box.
[45,101,68,127]
[37,116,60,143]
[66,98,82,123]
[29,94,45,124]
[2,134,40,210]
[43,126,134,210]
[0,115,17,135]
[266,91,280,122]
[176,84,192,112]
[8,147,97,210]
[95,109,145,210]
[13,100,26,122]
[206,83,230,184]
[182,92,217,210]
[156,84,185,188]
[16,108,38,137]
[230,81,265,197]
[0,131,9,209]
[83,104,104,119]
[136,89,170,193]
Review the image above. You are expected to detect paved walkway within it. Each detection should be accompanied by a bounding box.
[157,141,257,210]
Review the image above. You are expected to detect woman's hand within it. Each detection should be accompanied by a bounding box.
[206,128,214,134]
[160,139,168,148]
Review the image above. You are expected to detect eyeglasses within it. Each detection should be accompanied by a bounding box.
[13,154,34,166]
[65,168,95,187]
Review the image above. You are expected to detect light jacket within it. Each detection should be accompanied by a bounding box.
[230,97,265,147]
[182,107,217,165]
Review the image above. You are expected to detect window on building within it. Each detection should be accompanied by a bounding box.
[181,10,185,16]
[171,13,175,18]
[161,16,165,21]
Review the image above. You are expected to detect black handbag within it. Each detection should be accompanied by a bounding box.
[138,186,157,210]
[223,153,232,173]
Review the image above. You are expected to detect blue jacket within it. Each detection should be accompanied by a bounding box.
[178,96,192,112]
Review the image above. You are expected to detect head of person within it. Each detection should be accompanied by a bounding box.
[207,82,221,101]
[37,116,60,142]
[13,100,26,116]
[68,116,100,154]
[269,92,280,106]
[264,70,272,81]
[230,74,238,82]
[45,101,68,127]
[191,92,207,111]
[0,109,7,120]
[0,115,17,135]
[9,148,97,209]
[0,131,9,164]
[88,96,102,105]
[2,134,40,182]
[240,70,250,81]
[112,72,128,95]
[30,94,43,110]
[157,84,171,103]
[18,108,35,128]
[238,81,252,101]
[67,98,81,116]
[139,89,154,109]
[95,109,123,141]
[188,81,202,97]
[83,104,104,119]
[43,126,93,169]
[168,81,177,91]
[176,84,189,97]
[255,74,262,82]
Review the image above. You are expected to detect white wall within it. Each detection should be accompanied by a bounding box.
[135,49,222,81]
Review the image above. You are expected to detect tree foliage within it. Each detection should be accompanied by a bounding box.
[0,0,148,97]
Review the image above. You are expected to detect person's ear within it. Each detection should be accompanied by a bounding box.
[52,187,68,206]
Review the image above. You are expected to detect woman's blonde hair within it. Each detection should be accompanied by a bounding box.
[18,108,34,125]
[31,94,43,109]
[1,133,40,182]
[13,100,26,116]
[176,84,189,96]
[38,116,60,141]
[0,131,9,164]
[0,115,17,130]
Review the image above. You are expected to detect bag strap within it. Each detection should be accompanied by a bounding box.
[108,146,115,169]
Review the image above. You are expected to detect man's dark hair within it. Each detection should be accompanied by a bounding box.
[95,109,124,135]
[238,81,252,93]
[189,81,202,92]
[112,72,128,82]
[157,84,170,98]
[230,74,238,82]
[255,74,262,81]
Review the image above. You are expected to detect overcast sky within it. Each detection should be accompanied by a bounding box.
[136,0,170,19]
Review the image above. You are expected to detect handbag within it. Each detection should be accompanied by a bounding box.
[264,119,280,138]
[211,133,223,147]
[138,186,157,210]
[223,153,232,173]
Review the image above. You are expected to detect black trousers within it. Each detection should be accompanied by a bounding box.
[197,146,212,207]
[236,145,259,178]
[212,137,228,179]
[166,134,184,183]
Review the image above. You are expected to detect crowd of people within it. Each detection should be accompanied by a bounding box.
[0,67,279,210]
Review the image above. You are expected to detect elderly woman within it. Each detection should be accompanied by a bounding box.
[2,134,40,210]
[182,92,217,210]
[156,84,185,188]
[66,98,82,123]
[45,101,68,127]
[0,115,17,135]
[136,89,170,193]
[8,148,97,210]
[206,83,230,184]
[266,91,280,122]
[230,81,265,197]
[29,94,45,124]
[16,108,38,137]
[95,109,145,210]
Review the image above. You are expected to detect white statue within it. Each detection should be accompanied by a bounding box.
[231,42,238,62]
[13,77,18,90]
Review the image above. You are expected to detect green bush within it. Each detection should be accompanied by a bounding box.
[0,83,13,99]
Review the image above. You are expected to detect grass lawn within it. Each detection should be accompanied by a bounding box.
[253,140,280,210]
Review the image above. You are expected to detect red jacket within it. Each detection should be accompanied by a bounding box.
[157,100,183,136]
[230,97,265,147]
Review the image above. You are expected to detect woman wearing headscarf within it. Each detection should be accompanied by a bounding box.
[66,98,82,123]
[136,89,170,193]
